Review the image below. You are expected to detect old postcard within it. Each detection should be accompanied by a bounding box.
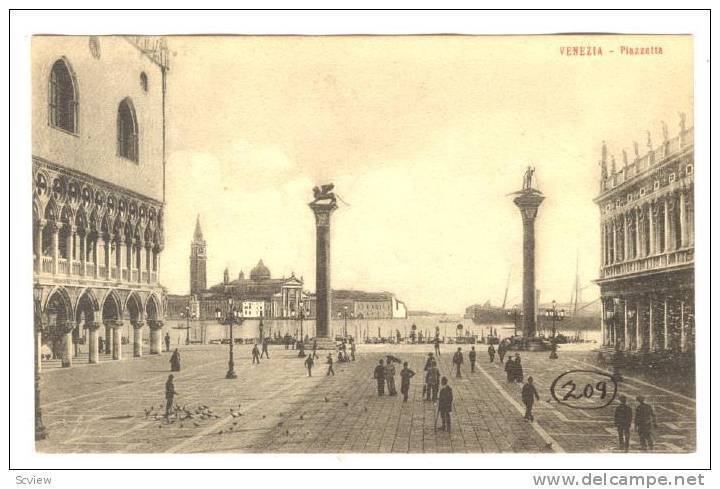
[14,14,707,480]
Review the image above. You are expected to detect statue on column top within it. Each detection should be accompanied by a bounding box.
[679,112,687,132]
[522,166,535,191]
[646,130,653,149]
[662,121,669,141]
[311,184,337,206]
[633,141,640,158]
[622,149,628,168]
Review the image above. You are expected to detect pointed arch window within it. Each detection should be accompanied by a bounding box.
[49,58,78,133]
[117,98,139,162]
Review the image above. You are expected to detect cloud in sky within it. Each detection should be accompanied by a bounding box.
[161,35,693,312]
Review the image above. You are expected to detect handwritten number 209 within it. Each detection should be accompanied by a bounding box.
[560,380,608,401]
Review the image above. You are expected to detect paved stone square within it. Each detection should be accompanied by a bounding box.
[36,344,695,453]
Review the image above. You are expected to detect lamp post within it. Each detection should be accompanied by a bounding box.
[184,305,191,345]
[343,305,348,339]
[512,305,519,336]
[544,300,565,359]
[218,298,242,379]
[34,287,48,441]
[298,302,306,345]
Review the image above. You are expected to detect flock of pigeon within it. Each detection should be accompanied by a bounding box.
[143,403,222,429]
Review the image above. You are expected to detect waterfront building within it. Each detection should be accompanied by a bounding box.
[32,36,169,367]
[594,118,694,354]
[332,290,407,319]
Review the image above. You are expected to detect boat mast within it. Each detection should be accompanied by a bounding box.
[501,268,511,310]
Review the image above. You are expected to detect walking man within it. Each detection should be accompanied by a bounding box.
[488,343,496,363]
[251,343,261,364]
[374,359,386,396]
[469,346,477,373]
[165,374,177,419]
[635,395,657,451]
[164,332,171,353]
[261,337,270,359]
[504,356,515,382]
[304,353,314,377]
[452,347,464,378]
[312,339,319,359]
[521,376,540,422]
[614,395,633,452]
[426,361,440,401]
[434,336,441,356]
[400,362,415,402]
[498,343,506,364]
[438,377,453,432]
[386,358,397,396]
[514,354,524,383]
[350,339,356,361]
[326,353,335,376]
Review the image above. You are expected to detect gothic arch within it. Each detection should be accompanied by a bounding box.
[43,286,73,319]
[101,289,123,321]
[145,293,161,320]
[125,291,144,322]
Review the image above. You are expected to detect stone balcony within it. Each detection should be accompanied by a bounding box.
[35,254,159,288]
[599,247,693,280]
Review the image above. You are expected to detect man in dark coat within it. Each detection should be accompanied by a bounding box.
[374,359,386,396]
[164,332,171,352]
[469,346,477,373]
[488,344,496,363]
[635,395,657,451]
[170,348,181,372]
[426,361,440,401]
[350,339,356,361]
[434,336,441,356]
[438,376,453,431]
[251,343,261,364]
[521,376,540,421]
[614,395,633,452]
[513,354,524,383]
[400,362,415,402]
[385,357,397,396]
[505,356,515,382]
[452,347,464,378]
[498,343,506,364]
[165,374,177,419]
[261,337,270,359]
[304,353,314,377]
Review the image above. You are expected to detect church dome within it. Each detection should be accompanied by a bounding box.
[250,260,271,281]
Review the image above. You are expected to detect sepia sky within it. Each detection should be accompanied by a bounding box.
[161,35,693,313]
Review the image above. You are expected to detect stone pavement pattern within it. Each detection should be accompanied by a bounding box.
[37,345,695,453]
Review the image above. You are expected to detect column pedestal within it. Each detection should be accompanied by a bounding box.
[309,197,338,349]
[132,321,144,357]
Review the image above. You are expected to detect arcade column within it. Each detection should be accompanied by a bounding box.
[148,320,164,354]
[309,197,338,348]
[132,321,145,357]
[513,190,545,338]
[87,321,101,364]
[111,321,123,360]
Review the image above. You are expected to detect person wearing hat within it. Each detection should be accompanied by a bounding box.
[434,335,441,356]
[504,355,515,382]
[164,374,177,419]
[635,395,657,451]
[373,359,386,396]
[304,353,314,377]
[251,343,261,364]
[614,395,633,452]
[426,360,440,401]
[326,353,335,376]
[487,343,496,363]
[521,376,540,422]
[513,354,524,383]
[469,346,477,373]
[169,348,181,372]
[400,362,416,402]
[452,347,464,378]
[385,357,397,396]
[438,376,454,431]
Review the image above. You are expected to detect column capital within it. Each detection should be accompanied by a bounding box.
[61,321,77,334]
[147,319,164,330]
[104,320,124,329]
[48,220,62,232]
[85,321,102,331]
[309,202,338,227]
[131,320,145,329]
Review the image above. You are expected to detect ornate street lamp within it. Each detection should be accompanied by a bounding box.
[544,300,565,359]
[297,302,307,345]
[34,287,48,441]
[218,298,242,379]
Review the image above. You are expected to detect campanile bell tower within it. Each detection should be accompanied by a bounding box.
[190,214,207,295]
